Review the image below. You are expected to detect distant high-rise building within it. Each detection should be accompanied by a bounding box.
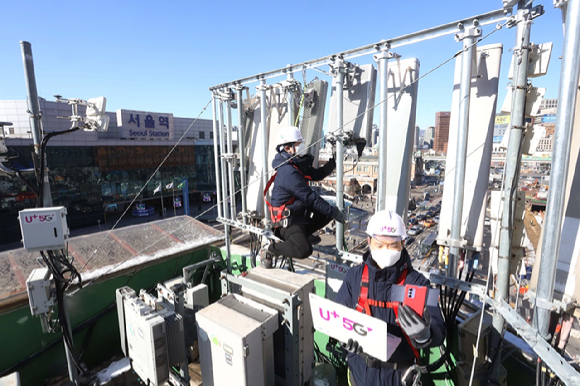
[434,112,451,153]
[424,126,435,149]
[371,124,379,147]
[540,98,558,110]
[415,125,421,150]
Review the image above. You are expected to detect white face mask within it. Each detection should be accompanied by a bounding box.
[371,249,402,269]
[295,142,308,157]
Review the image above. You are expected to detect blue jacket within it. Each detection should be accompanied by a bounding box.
[334,249,446,386]
[270,152,336,220]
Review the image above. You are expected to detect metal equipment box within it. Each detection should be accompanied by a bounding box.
[197,294,278,386]
[25,268,54,316]
[18,207,69,252]
[122,295,169,386]
[230,267,316,385]
[458,309,492,368]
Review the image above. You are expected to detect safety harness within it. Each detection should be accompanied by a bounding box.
[356,264,420,361]
[263,162,311,228]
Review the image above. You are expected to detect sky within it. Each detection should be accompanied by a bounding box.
[0,1,566,133]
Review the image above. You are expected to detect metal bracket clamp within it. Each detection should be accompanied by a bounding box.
[222,152,238,161]
[454,21,482,42]
[255,82,271,92]
[217,89,234,102]
[486,298,580,386]
[428,272,488,297]
[338,251,364,264]
[524,290,577,314]
[445,238,465,249]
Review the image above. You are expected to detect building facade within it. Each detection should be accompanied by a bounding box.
[434,112,451,154]
[424,126,435,149]
[0,99,221,244]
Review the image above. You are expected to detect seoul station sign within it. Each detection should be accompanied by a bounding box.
[117,109,174,140]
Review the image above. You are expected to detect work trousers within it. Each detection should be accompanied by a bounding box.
[268,210,332,259]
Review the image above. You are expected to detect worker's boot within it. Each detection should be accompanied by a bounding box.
[260,248,275,269]
[308,235,322,245]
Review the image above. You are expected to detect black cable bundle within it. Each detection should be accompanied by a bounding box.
[40,249,85,376]
[423,269,475,373]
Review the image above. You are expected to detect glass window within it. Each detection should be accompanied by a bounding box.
[199,131,205,139]
[210,131,214,139]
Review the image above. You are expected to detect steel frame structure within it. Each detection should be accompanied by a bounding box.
[208,1,580,384]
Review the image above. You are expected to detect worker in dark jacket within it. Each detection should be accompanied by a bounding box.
[335,210,446,386]
[260,126,346,268]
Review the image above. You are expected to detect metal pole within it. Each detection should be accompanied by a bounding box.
[448,23,479,279]
[217,96,232,273]
[21,41,77,384]
[286,68,295,126]
[334,60,346,255]
[259,79,271,230]
[491,3,533,380]
[534,0,580,339]
[375,46,389,212]
[20,41,52,207]
[225,96,237,219]
[236,87,248,225]
[218,99,230,220]
[211,95,223,219]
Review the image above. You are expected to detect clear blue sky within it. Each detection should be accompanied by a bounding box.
[0,1,565,132]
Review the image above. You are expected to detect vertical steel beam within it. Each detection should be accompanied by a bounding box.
[492,3,533,380]
[217,95,232,273]
[286,68,296,126]
[375,47,389,212]
[259,79,271,230]
[218,98,230,220]
[211,95,223,219]
[534,0,580,339]
[333,60,346,255]
[236,87,248,225]
[448,24,480,279]
[226,95,237,218]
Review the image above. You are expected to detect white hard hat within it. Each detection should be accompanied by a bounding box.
[366,210,407,240]
[277,126,304,147]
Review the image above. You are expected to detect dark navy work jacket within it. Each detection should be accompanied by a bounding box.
[335,249,446,386]
[270,152,336,220]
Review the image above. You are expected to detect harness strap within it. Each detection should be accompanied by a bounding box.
[263,163,312,228]
[355,264,420,360]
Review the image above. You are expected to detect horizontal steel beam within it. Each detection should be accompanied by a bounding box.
[216,216,282,242]
[209,8,512,90]
[487,298,580,385]
[428,273,488,296]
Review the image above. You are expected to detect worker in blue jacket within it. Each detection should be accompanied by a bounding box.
[335,210,446,386]
[260,126,346,268]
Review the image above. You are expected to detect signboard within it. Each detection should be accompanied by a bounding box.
[541,114,556,123]
[309,293,401,362]
[117,109,174,139]
[495,115,510,125]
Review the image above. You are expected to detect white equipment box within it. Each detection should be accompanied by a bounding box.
[116,288,187,386]
[197,294,278,386]
[18,207,69,251]
[26,268,54,316]
[234,267,316,385]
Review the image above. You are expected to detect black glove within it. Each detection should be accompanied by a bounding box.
[397,305,431,342]
[341,338,363,354]
[332,206,346,224]
[327,157,336,170]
